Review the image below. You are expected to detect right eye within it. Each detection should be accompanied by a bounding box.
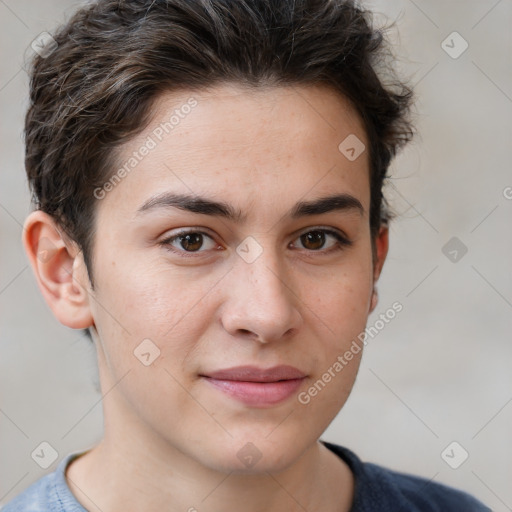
[160,230,220,257]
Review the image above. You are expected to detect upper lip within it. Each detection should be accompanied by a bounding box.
[202,365,306,382]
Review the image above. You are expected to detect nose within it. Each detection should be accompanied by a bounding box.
[220,247,303,344]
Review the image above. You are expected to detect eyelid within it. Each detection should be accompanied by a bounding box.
[159,228,219,257]
[291,226,352,252]
[294,225,350,241]
[159,225,352,257]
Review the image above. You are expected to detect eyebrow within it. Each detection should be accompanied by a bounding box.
[135,192,364,221]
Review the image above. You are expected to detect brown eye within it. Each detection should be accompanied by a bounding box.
[300,231,327,250]
[161,230,218,255]
[292,228,352,253]
[179,232,204,252]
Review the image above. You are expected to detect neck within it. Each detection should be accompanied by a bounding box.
[66,433,353,512]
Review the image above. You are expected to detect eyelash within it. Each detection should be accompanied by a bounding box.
[159,228,352,258]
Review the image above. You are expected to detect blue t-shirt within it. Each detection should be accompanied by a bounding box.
[1,441,490,511]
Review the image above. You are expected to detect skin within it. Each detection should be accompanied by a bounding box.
[23,83,388,512]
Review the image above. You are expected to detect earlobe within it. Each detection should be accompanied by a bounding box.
[373,225,389,283]
[369,287,378,314]
[22,211,94,330]
[369,226,389,314]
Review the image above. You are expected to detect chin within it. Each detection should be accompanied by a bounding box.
[197,433,311,475]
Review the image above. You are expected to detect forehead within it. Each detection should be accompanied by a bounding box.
[147,83,367,154]
[99,83,370,221]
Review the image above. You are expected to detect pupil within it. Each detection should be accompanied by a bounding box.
[302,231,325,250]
[181,233,202,251]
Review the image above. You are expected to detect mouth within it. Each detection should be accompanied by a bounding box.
[199,365,307,407]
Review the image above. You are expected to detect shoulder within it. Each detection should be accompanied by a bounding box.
[1,453,86,512]
[1,472,54,512]
[321,441,491,512]
[358,461,490,511]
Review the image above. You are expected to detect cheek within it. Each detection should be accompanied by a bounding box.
[90,262,214,424]
[305,255,373,343]
[91,254,219,370]
[295,258,372,425]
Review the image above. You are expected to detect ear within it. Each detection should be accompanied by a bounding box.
[369,225,389,314]
[22,210,94,330]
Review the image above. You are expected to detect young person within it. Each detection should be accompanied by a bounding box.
[4,0,489,510]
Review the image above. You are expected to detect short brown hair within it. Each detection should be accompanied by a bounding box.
[25,0,414,338]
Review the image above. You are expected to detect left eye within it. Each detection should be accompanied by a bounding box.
[292,229,349,252]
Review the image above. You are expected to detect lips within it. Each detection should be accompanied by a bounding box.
[200,365,307,407]
[203,365,306,382]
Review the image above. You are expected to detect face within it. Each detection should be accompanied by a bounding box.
[54,84,387,473]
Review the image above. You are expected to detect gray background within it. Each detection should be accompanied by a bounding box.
[1,0,511,510]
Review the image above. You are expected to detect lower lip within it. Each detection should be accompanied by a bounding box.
[203,377,305,407]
